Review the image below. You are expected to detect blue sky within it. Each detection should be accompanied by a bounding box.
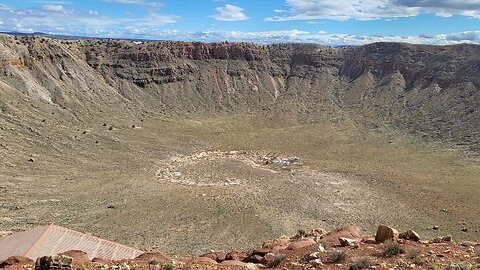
[0,0,480,45]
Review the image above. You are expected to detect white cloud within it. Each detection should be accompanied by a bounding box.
[0,5,180,36]
[41,5,65,12]
[41,4,75,14]
[266,0,480,21]
[210,4,249,21]
[0,4,12,11]
[100,0,163,8]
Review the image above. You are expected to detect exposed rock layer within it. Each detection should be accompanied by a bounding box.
[0,35,478,152]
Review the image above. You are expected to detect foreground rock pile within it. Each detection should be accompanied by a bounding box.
[1,225,479,270]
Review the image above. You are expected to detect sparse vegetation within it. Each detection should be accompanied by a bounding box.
[349,257,375,270]
[294,229,307,239]
[445,262,473,270]
[328,249,350,263]
[161,263,174,270]
[406,249,423,265]
[382,240,405,257]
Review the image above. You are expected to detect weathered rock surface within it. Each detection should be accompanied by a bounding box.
[399,230,421,241]
[286,239,316,250]
[320,225,363,245]
[0,35,478,153]
[375,225,399,243]
[58,251,89,265]
[35,255,73,270]
[0,256,34,268]
[134,253,171,263]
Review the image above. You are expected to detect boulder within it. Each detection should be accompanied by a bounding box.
[271,244,288,254]
[286,239,316,250]
[135,253,171,264]
[200,252,226,262]
[0,256,34,268]
[375,225,399,243]
[339,237,358,247]
[58,250,90,265]
[185,257,217,265]
[319,225,362,246]
[252,248,270,256]
[244,255,263,264]
[35,255,73,270]
[362,236,377,244]
[399,230,420,242]
[226,251,249,261]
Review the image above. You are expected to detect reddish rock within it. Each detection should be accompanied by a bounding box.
[200,252,226,262]
[135,252,171,263]
[92,258,109,264]
[375,225,399,243]
[399,230,420,242]
[339,237,358,247]
[270,244,288,254]
[319,225,362,246]
[252,248,270,256]
[219,260,246,267]
[244,255,263,264]
[59,250,90,265]
[226,251,249,261]
[0,256,34,268]
[286,239,316,250]
[362,236,377,244]
[185,256,218,265]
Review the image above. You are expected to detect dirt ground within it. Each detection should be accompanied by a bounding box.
[1,112,479,255]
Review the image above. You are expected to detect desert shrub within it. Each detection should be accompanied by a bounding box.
[382,240,405,257]
[476,251,480,264]
[406,249,423,265]
[295,229,307,238]
[328,249,350,263]
[161,263,174,270]
[445,262,473,270]
[148,260,158,266]
[267,254,287,267]
[429,261,443,270]
[349,257,375,270]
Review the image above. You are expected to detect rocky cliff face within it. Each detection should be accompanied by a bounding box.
[0,35,478,151]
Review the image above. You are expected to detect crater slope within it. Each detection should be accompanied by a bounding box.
[0,35,479,254]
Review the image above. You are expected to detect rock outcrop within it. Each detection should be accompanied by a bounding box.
[0,35,478,152]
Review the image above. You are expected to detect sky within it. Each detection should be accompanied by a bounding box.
[0,0,480,46]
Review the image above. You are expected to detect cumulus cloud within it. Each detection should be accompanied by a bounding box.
[266,0,480,21]
[192,29,480,46]
[445,31,480,41]
[0,6,180,36]
[210,4,249,21]
[42,5,65,12]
